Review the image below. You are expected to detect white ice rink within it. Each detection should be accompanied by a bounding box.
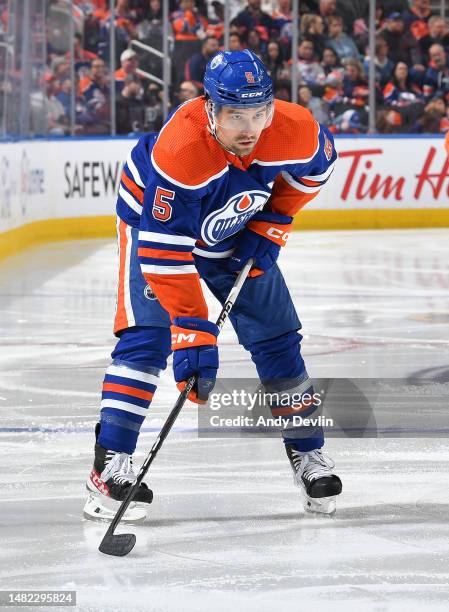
[1,229,449,612]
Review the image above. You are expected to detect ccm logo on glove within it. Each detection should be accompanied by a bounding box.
[266,226,290,243]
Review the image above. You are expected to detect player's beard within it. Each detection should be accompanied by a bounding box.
[230,138,257,157]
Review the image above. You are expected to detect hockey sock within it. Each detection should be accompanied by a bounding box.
[98,326,171,454]
[99,362,159,454]
[247,330,324,452]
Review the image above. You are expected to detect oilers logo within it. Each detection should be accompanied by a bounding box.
[201,190,270,245]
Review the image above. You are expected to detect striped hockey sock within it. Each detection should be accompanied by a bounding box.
[98,362,159,454]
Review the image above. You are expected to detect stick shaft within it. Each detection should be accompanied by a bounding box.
[102,259,254,538]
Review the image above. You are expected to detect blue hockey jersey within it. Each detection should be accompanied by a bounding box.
[115,96,337,320]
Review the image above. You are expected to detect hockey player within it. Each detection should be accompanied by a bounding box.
[84,49,342,522]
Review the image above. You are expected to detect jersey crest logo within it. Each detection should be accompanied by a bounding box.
[201,190,270,246]
[324,135,333,161]
[245,72,255,83]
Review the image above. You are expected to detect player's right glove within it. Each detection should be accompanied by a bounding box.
[171,316,219,404]
[229,211,292,277]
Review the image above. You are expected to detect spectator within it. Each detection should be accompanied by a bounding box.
[364,38,394,87]
[273,78,292,101]
[228,32,243,51]
[272,0,292,33]
[177,80,199,103]
[171,0,209,85]
[401,0,433,42]
[331,108,368,133]
[247,28,265,58]
[378,13,421,67]
[423,43,449,103]
[105,0,138,39]
[81,7,102,55]
[417,96,447,132]
[338,58,371,123]
[383,61,424,107]
[264,40,289,83]
[419,16,449,64]
[116,73,146,134]
[171,0,208,41]
[67,32,99,63]
[325,15,360,61]
[207,1,225,41]
[30,73,68,136]
[298,84,330,123]
[99,0,138,67]
[79,58,110,133]
[376,108,404,133]
[143,82,164,131]
[232,0,274,43]
[321,46,342,75]
[184,35,220,89]
[296,39,326,91]
[51,56,71,82]
[377,0,408,17]
[301,14,326,60]
[137,0,163,42]
[115,48,141,94]
[342,58,368,97]
[317,0,337,31]
[322,68,345,107]
[317,0,358,37]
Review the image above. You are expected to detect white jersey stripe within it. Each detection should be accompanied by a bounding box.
[106,364,159,385]
[123,223,135,328]
[119,185,142,215]
[151,150,229,190]
[141,263,197,275]
[302,161,335,182]
[281,171,322,193]
[126,151,145,188]
[101,399,149,417]
[193,247,234,258]
[138,231,196,246]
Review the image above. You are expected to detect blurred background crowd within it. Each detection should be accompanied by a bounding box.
[1,0,449,137]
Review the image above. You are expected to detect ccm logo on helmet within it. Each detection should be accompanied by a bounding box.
[267,227,289,243]
[172,332,197,344]
[241,92,264,98]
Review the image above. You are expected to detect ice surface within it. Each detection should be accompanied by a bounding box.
[1,230,449,611]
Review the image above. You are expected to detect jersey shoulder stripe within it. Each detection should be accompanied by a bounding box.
[151,97,229,190]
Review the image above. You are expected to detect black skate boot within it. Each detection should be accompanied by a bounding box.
[286,445,342,515]
[83,424,153,523]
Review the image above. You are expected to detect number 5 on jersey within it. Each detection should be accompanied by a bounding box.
[152,186,175,222]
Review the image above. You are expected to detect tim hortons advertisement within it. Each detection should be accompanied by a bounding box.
[312,137,449,210]
[0,136,448,235]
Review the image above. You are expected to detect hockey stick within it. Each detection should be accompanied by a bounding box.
[99,258,254,557]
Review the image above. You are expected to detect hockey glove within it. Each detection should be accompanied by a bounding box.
[171,316,219,404]
[229,211,292,277]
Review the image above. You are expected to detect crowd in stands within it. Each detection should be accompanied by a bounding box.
[2,0,449,135]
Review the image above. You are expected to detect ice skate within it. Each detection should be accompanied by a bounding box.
[83,425,153,523]
[286,445,342,515]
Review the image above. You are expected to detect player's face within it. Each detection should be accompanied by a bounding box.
[215,105,271,156]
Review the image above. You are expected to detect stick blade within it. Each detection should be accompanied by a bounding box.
[99,533,136,557]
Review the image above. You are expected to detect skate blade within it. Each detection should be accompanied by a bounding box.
[302,490,337,516]
[83,491,147,524]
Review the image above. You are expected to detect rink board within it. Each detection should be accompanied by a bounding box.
[0,135,448,259]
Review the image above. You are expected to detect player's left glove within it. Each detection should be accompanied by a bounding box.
[171,316,219,404]
[229,211,293,277]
